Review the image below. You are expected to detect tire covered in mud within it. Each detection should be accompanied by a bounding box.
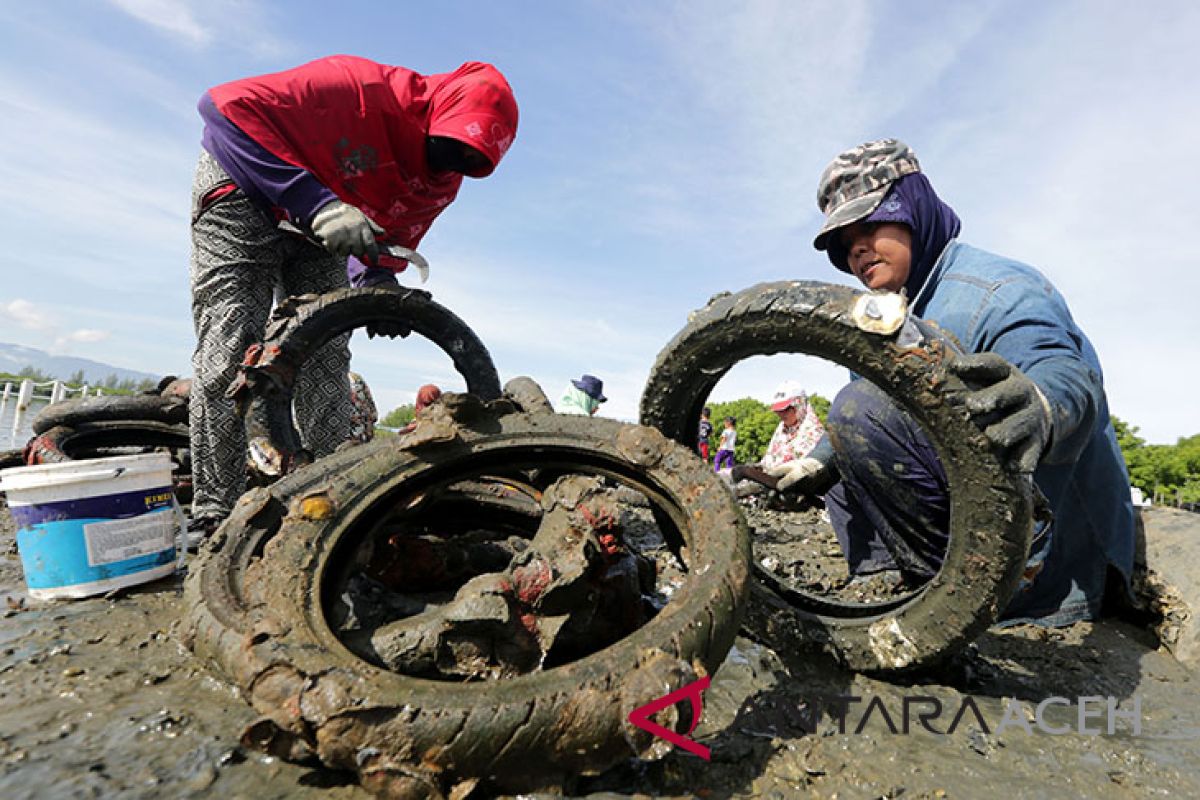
[184,407,750,798]
[23,421,193,504]
[31,394,188,435]
[0,448,23,471]
[230,287,502,478]
[639,281,1033,673]
[24,421,190,464]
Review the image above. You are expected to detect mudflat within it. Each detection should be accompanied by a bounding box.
[1,501,1197,799]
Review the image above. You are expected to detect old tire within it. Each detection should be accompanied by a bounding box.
[639,281,1033,673]
[185,411,750,796]
[31,394,188,435]
[23,421,193,504]
[238,287,501,472]
[25,421,190,464]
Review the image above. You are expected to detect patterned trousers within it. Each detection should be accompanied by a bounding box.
[189,150,354,521]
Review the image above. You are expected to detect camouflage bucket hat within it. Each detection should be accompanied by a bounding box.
[813,138,921,251]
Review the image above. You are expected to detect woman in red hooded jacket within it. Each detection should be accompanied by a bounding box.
[188,55,518,538]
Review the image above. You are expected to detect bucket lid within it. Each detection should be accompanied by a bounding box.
[0,452,174,493]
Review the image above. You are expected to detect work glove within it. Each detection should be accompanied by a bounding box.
[347,260,409,338]
[771,457,828,492]
[311,200,384,262]
[948,352,1052,474]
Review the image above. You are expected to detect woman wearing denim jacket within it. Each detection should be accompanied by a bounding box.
[804,139,1134,626]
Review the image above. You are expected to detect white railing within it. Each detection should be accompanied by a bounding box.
[0,380,104,450]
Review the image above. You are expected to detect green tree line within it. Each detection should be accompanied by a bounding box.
[378,403,416,433]
[1,366,159,396]
[694,405,1200,507]
[1113,417,1200,506]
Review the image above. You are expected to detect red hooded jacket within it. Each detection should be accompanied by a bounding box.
[207,55,518,267]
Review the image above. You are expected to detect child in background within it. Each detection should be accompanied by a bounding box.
[697,407,714,461]
[713,416,737,471]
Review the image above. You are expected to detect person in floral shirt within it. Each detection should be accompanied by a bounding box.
[347,371,378,443]
[731,381,826,491]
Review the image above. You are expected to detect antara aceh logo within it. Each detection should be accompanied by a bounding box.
[627,676,712,760]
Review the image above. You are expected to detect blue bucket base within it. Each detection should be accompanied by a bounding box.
[15,506,180,599]
[26,561,177,600]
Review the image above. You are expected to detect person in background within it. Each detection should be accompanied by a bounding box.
[697,406,714,462]
[399,383,443,434]
[713,416,737,472]
[347,371,378,443]
[558,374,606,416]
[731,380,827,491]
[799,138,1133,623]
[188,55,518,537]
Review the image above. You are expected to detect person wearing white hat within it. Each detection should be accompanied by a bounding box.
[730,380,827,492]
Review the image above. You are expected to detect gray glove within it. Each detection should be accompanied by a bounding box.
[948,352,1052,473]
[311,200,384,262]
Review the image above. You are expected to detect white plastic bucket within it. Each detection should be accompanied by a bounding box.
[0,452,181,599]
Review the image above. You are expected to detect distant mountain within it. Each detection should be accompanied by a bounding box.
[0,342,161,385]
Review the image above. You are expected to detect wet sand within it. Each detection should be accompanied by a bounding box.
[2,501,1198,799]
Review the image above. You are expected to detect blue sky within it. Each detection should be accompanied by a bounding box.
[0,1,1196,443]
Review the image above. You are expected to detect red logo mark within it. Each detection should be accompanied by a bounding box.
[627,675,711,760]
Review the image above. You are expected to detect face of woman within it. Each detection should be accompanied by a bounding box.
[425,136,491,177]
[839,221,913,293]
[775,405,799,425]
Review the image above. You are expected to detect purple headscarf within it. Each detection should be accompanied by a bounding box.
[825,173,961,298]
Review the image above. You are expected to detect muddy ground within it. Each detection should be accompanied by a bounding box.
[1,499,1198,800]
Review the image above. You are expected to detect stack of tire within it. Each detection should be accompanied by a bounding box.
[20,376,193,506]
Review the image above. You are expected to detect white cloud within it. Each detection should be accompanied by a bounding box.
[60,329,112,344]
[1,299,55,331]
[603,1,1002,237]
[103,0,287,57]
[106,0,209,45]
[0,300,113,352]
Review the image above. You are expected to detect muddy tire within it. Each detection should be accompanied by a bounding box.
[23,421,193,504]
[639,281,1032,673]
[0,448,24,471]
[25,421,190,464]
[185,410,750,797]
[435,475,545,519]
[31,394,188,435]
[501,375,554,414]
[233,287,501,477]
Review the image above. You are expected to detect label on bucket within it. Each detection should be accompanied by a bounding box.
[84,513,176,567]
[9,486,175,528]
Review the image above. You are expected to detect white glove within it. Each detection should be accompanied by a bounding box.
[311,200,385,262]
[776,457,826,491]
[761,462,793,478]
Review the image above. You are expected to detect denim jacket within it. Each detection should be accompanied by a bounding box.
[913,240,1134,624]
